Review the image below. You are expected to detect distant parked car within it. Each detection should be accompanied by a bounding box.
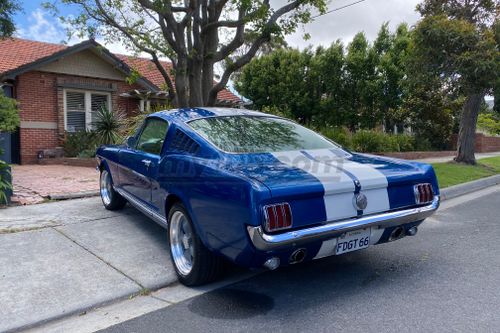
[96,108,440,286]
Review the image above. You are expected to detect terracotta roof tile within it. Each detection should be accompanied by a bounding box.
[115,54,174,89]
[0,37,67,74]
[0,38,241,104]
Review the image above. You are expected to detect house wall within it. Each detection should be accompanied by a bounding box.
[38,49,125,81]
[16,71,142,164]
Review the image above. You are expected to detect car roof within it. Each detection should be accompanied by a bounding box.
[149,107,272,123]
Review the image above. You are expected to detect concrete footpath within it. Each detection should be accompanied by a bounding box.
[413,151,500,164]
[1,175,499,332]
[0,199,177,332]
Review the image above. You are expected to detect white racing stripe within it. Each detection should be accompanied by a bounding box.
[305,149,390,216]
[272,150,356,221]
[272,149,390,221]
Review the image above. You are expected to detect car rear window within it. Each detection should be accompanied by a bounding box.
[188,116,338,153]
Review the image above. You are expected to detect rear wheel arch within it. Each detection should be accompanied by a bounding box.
[165,193,211,250]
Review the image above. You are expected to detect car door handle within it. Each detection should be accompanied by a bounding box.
[141,159,152,167]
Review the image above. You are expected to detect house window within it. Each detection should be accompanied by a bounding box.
[64,90,111,132]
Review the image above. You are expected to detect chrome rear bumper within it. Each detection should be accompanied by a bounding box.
[247,195,440,251]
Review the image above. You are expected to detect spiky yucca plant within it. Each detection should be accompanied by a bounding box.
[0,159,12,205]
[93,106,125,145]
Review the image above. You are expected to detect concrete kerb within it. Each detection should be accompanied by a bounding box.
[439,174,500,201]
[48,190,99,201]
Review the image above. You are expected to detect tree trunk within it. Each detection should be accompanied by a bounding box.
[454,92,484,165]
[202,19,219,106]
[175,59,189,108]
[202,59,215,106]
[188,58,204,107]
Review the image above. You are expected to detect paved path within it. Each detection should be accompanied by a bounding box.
[414,151,500,163]
[96,186,500,333]
[11,165,98,205]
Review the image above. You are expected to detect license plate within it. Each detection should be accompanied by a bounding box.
[335,228,370,255]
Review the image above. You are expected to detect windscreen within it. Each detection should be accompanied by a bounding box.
[188,116,339,153]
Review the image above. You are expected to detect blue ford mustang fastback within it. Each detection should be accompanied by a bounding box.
[96,107,440,286]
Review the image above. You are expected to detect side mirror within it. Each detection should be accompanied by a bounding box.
[126,136,137,148]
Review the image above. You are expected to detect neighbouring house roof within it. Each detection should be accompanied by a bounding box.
[0,37,241,105]
[0,38,66,74]
[116,54,242,104]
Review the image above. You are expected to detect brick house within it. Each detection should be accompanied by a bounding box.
[0,38,241,164]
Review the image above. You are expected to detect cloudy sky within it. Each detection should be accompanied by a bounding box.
[14,0,423,53]
[286,0,421,48]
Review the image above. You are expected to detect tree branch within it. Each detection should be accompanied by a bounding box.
[150,53,176,97]
[92,0,177,102]
[212,6,246,62]
[137,0,184,54]
[208,0,305,103]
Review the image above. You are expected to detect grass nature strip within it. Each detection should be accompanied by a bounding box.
[432,156,500,188]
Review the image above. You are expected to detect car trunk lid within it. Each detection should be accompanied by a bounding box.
[225,149,429,228]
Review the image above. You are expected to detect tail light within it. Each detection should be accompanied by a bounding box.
[414,183,434,204]
[262,203,292,232]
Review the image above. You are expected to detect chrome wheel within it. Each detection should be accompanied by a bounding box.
[170,210,194,276]
[100,170,113,206]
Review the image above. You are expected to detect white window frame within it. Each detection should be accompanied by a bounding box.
[63,89,112,131]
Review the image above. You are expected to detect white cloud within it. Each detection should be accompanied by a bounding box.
[17,8,74,44]
[285,0,421,47]
[16,8,138,56]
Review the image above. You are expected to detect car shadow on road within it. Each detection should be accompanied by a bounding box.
[186,242,439,321]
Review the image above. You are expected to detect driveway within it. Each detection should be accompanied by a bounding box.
[11,165,98,205]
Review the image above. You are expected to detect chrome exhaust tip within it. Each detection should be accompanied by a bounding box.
[406,226,418,236]
[289,248,307,264]
[388,226,405,242]
[263,257,280,270]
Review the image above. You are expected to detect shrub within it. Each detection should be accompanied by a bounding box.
[477,113,500,135]
[0,160,12,205]
[319,127,352,148]
[388,134,415,152]
[261,105,293,119]
[352,130,392,153]
[63,131,97,158]
[318,127,416,152]
[92,106,125,145]
[0,92,19,204]
[413,137,434,151]
[0,92,19,132]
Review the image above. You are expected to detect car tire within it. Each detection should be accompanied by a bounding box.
[168,203,223,286]
[99,168,127,210]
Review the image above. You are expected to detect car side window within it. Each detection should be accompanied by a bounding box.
[135,118,169,155]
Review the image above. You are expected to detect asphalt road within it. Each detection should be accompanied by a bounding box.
[99,188,500,333]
